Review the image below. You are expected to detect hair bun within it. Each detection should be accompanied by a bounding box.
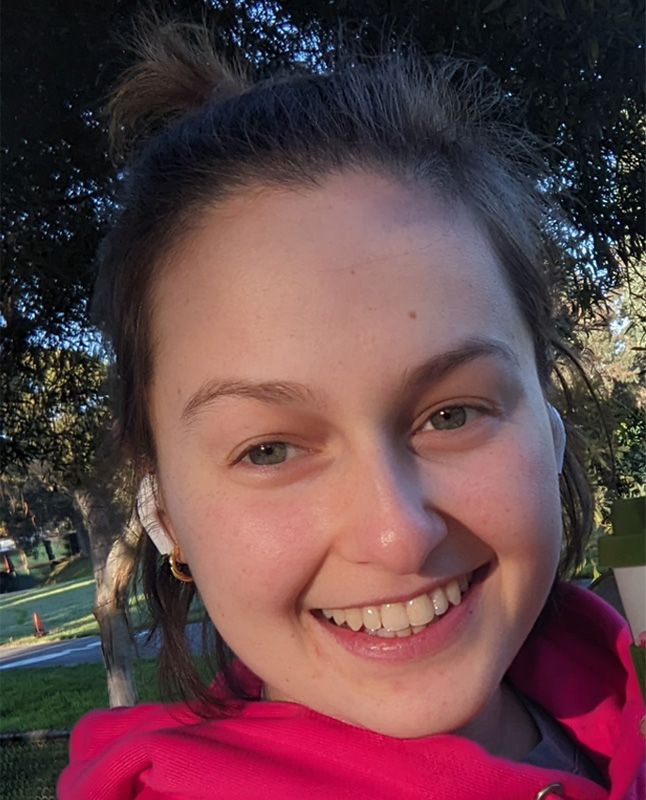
[109,19,248,158]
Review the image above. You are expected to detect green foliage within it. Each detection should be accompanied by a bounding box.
[560,265,646,553]
[1,0,307,489]
[0,344,109,552]
[1,346,110,480]
[2,0,119,488]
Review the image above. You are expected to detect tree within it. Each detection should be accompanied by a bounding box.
[573,266,646,508]
[0,469,89,556]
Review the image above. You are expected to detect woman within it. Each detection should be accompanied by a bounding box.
[59,21,644,800]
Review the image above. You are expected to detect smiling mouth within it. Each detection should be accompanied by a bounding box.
[316,570,482,638]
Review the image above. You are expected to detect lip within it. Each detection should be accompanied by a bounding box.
[312,564,489,662]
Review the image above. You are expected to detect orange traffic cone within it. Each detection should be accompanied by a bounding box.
[32,611,47,637]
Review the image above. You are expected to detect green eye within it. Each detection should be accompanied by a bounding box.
[427,406,468,430]
[245,442,288,465]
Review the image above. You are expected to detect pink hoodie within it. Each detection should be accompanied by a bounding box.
[58,585,645,800]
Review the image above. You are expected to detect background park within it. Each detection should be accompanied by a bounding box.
[1,0,644,797]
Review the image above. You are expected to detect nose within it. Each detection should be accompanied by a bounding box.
[333,442,448,575]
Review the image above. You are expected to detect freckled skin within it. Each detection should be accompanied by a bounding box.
[150,172,563,747]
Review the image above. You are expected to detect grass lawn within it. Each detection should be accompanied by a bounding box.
[0,559,209,799]
[0,575,99,645]
[0,658,165,800]
[0,658,163,733]
[0,558,100,645]
[0,557,204,645]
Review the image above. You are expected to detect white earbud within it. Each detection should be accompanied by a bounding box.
[547,403,566,475]
[136,474,174,555]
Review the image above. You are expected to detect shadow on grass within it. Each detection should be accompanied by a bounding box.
[43,557,94,586]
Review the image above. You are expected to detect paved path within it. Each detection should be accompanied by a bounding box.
[0,624,202,670]
[0,636,105,669]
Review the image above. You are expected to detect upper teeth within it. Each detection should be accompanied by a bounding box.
[321,573,470,637]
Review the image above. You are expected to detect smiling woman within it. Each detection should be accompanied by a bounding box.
[146,177,563,745]
[58,18,644,800]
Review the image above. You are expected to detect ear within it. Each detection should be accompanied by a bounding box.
[136,474,175,555]
[547,403,566,475]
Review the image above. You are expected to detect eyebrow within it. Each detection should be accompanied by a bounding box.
[401,338,519,394]
[181,379,318,423]
[180,337,519,424]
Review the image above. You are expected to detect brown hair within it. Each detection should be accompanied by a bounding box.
[96,20,593,712]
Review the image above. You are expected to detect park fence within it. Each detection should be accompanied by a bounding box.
[0,729,70,800]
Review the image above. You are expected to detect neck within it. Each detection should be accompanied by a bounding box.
[454,681,540,761]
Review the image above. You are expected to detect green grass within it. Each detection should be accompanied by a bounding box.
[0,557,204,645]
[0,558,151,645]
[0,558,208,799]
[0,658,167,800]
[0,658,163,733]
[0,557,100,644]
[0,576,99,645]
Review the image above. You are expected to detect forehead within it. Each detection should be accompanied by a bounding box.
[150,172,533,391]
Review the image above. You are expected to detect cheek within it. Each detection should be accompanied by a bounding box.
[453,433,562,556]
[172,489,326,605]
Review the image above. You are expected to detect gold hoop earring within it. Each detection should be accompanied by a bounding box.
[169,547,193,583]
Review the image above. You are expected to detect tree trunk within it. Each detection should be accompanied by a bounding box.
[75,488,140,707]
[74,516,91,558]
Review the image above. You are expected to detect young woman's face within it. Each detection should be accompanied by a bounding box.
[150,173,563,738]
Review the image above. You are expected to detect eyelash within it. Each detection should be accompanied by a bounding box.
[236,403,488,468]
